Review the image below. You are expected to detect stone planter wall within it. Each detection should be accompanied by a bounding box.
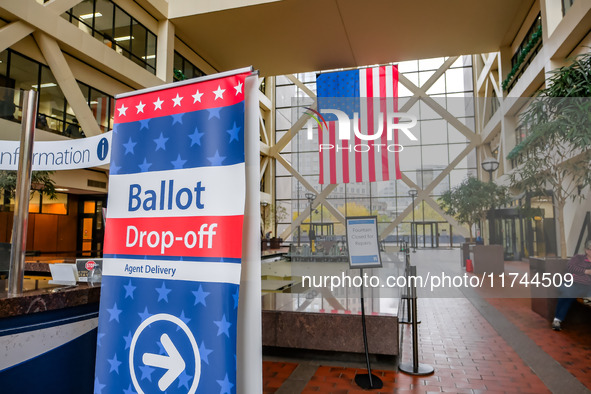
[472,244,504,274]
[529,257,568,321]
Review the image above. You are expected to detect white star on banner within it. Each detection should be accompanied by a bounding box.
[192,90,204,103]
[234,82,243,95]
[136,101,145,114]
[213,85,225,100]
[153,97,164,110]
[117,104,128,116]
[172,93,183,107]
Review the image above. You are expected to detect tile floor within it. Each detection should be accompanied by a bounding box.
[262,249,591,393]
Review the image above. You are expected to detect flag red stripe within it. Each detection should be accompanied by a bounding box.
[329,122,337,184]
[319,122,325,184]
[379,66,390,181]
[342,138,349,183]
[365,68,376,183]
[355,122,363,183]
[393,66,401,179]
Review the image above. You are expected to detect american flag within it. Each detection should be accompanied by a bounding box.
[94,70,250,394]
[316,65,401,184]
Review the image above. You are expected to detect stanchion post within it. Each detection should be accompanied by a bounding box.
[405,245,411,322]
[399,265,434,376]
[8,90,37,297]
[400,242,418,324]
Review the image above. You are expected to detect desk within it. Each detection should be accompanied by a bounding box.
[0,281,100,394]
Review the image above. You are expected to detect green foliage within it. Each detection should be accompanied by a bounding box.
[502,24,543,91]
[506,50,591,201]
[173,69,186,81]
[263,203,288,231]
[508,51,591,161]
[439,177,510,239]
[0,170,57,200]
[506,50,591,257]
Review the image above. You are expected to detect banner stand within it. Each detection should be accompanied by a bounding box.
[354,268,384,390]
[237,72,262,393]
[93,67,255,394]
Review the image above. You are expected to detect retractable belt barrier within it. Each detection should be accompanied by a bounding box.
[398,247,434,376]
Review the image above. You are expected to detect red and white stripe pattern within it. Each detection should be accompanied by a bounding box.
[91,96,110,132]
[319,65,400,184]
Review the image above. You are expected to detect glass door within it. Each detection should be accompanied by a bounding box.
[503,218,515,260]
[78,197,106,257]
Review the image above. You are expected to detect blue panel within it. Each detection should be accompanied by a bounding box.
[94,276,239,393]
[111,102,245,175]
[0,328,98,394]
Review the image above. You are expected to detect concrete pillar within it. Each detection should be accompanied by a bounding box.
[156,20,175,83]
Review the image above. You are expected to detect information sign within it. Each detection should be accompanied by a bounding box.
[346,216,382,269]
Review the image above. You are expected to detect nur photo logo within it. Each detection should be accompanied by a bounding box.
[304,105,418,153]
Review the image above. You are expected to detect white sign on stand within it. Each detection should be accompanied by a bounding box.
[346,216,382,269]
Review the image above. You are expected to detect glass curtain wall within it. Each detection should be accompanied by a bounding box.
[62,0,157,74]
[275,56,477,246]
[0,49,114,136]
[173,51,206,81]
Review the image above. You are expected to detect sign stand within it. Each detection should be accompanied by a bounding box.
[354,268,383,390]
[346,216,383,390]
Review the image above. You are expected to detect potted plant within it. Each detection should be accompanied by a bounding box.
[0,170,56,205]
[439,177,510,242]
[262,203,288,249]
[0,170,56,263]
[439,177,510,273]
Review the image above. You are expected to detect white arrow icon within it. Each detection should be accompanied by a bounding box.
[142,333,186,391]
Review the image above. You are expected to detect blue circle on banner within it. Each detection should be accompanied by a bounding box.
[130,313,201,394]
[97,137,109,161]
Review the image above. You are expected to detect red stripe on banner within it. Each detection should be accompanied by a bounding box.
[365,68,376,183]
[104,215,244,258]
[329,122,337,184]
[380,66,390,181]
[342,138,350,183]
[393,65,402,179]
[113,73,249,124]
[319,122,325,185]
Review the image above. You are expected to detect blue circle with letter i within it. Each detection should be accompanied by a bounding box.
[97,137,109,161]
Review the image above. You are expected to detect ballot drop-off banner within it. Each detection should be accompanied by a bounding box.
[94,68,252,394]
